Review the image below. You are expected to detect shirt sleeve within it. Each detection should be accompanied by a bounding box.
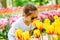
[8,20,21,40]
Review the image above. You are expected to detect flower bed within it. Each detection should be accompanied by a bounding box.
[14,16,60,40]
[0,4,60,40]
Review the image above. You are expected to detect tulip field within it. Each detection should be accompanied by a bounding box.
[0,4,60,40]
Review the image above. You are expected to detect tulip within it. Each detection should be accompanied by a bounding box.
[43,18,54,34]
[43,18,50,29]
[34,29,40,38]
[0,18,8,26]
[46,25,54,34]
[55,27,60,35]
[38,13,48,19]
[53,16,60,27]
[54,16,58,20]
[57,9,60,16]
[14,29,22,39]
[22,30,30,40]
[32,20,43,30]
[9,15,20,24]
[53,16,60,35]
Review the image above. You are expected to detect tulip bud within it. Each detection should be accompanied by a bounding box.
[34,29,40,38]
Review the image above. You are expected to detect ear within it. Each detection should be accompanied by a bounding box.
[22,13,25,16]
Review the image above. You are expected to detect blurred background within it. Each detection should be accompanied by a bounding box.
[0,0,59,8]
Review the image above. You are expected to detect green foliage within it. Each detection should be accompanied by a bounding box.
[13,0,51,6]
[13,0,30,6]
[0,21,10,40]
[58,0,60,4]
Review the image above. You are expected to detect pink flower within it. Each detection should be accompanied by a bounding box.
[0,18,8,26]
[3,18,8,25]
[38,13,48,19]
[0,20,3,26]
[47,12,53,19]
[57,9,60,16]
[50,10,57,16]
[9,15,20,24]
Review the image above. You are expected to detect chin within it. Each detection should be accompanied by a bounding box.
[31,20,34,22]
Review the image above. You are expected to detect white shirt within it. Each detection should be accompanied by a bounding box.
[8,17,34,40]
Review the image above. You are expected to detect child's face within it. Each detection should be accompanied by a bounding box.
[24,11,38,22]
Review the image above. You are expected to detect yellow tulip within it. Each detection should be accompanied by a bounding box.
[43,18,50,29]
[14,29,22,39]
[53,17,60,35]
[43,23,50,29]
[53,17,60,27]
[44,18,50,23]
[34,29,40,38]
[55,27,60,35]
[46,25,54,34]
[22,30,30,40]
[54,16,58,20]
[43,18,54,34]
[32,20,43,30]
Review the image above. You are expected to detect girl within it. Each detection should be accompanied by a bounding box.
[8,3,38,40]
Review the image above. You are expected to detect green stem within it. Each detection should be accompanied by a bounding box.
[48,35,51,40]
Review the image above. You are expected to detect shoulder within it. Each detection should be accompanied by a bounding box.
[11,17,23,27]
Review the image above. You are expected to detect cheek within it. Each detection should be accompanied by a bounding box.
[28,18,31,20]
[33,13,37,17]
[27,17,31,20]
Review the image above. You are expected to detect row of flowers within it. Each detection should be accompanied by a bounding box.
[0,15,20,33]
[0,6,22,14]
[38,9,60,20]
[0,15,20,27]
[37,4,60,9]
[0,9,60,30]
[33,16,60,35]
[0,9,60,40]
[14,16,60,40]
[0,15,20,39]
[0,4,60,14]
